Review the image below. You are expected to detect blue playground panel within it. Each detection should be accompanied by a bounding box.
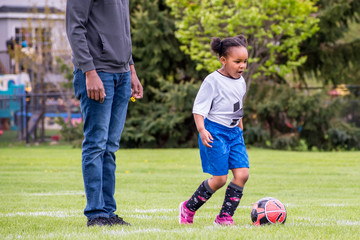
[0,81,25,130]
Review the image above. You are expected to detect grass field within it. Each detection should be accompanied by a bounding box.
[0,146,359,239]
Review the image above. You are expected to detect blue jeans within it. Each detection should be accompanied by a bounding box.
[73,69,131,220]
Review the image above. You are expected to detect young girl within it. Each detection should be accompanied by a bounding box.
[179,35,249,225]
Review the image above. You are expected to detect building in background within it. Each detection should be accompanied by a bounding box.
[0,0,78,140]
[0,0,69,74]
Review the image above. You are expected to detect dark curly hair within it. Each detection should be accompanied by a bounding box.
[210,35,248,58]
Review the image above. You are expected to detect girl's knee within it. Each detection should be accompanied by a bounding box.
[242,172,249,183]
[218,178,227,188]
[209,176,227,190]
[232,168,249,186]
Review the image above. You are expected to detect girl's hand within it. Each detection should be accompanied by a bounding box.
[199,129,213,148]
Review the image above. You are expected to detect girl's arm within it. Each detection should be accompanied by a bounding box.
[237,118,243,130]
[193,113,213,148]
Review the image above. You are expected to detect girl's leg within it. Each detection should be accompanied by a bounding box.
[180,175,227,224]
[215,168,249,225]
[231,167,249,187]
[186,175,227,211]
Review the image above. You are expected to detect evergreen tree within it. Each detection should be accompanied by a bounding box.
[297,0,360,85]
[123,0,207,147]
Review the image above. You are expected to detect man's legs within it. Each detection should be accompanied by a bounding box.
[102,71,131,217]
[76,70,115,220]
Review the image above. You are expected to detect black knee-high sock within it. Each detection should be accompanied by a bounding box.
[219,182,243,217]
[185,179,215,212]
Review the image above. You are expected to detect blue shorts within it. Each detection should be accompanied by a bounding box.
[199,119,249,176]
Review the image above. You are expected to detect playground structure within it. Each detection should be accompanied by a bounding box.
[0,73,81,143]
[0,74,27,131]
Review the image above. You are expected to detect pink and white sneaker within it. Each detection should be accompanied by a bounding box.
[214,213,234,226]
[179,201,195,224]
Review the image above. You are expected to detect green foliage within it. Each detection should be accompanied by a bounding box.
[165,0,319,87]
[122,77,200,148]
[55,117,83,147]
[328,128,360,150]
[124,0,207,147]
[131,0,185,85]
[297,0,360,85]
[245,83,360,150]
[271,134,299,150]
[243,126,269,147]
[328,118,360,150]
[130,0,207,86]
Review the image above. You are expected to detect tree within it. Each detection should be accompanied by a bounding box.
[297,0,360,86]
[122,0,207,147]
[130,0,201,86]
[165,0,319,92]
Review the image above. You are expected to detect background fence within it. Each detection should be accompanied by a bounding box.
[0,92,79,145]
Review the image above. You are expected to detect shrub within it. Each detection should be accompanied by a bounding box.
[244,126,269,147]
[271,134,300,150]
[55,117,83,147]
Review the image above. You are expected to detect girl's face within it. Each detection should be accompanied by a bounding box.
[220,46,248,79]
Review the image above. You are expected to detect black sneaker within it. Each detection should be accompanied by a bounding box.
[109,215,131,226]
[87,217,111,227]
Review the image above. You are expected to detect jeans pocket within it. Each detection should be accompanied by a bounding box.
[73,68,82,100]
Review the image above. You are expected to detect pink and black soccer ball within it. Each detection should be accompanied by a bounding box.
[251,197,287,226]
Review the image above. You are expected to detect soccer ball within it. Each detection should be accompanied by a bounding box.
[251,197,287,226]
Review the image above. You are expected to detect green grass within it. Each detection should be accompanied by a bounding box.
[0,131,19,146]
[0,130,61,147]
[0,146,359,239]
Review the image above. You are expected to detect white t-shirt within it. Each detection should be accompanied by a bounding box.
[193,71,246,128]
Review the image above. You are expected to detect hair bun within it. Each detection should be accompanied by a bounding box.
[210,37,222,54]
